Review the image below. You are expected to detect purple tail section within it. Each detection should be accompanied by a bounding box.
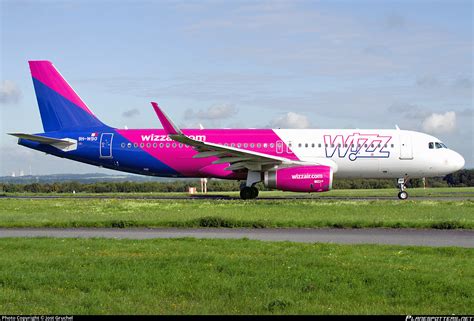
[29,61,106,132]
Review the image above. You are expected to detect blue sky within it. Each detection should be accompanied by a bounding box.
[0,0,472,175]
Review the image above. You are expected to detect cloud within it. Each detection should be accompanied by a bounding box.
[388,103,430,119]
[184,103,238,120]
[0,80,22,104]
[122,108,140,118]
[422,111,457,134]
[385,12,406,29]
[416,75,440,88]
[452,77,472,89]
[268,112,311,129]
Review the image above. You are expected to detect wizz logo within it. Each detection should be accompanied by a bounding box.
[324,133,392,161]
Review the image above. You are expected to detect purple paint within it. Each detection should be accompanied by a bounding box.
[265,165,333,192]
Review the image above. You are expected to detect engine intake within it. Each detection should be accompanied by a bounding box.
[264,165,333,193]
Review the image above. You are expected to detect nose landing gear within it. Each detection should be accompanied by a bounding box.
[397,177,409,200]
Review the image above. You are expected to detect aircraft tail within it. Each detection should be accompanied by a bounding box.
[29,61,107,132]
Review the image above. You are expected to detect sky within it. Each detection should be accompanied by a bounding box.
[0,0,472,176]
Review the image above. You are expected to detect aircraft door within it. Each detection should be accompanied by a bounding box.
[100,133,114,158]
[399,132,413,160]
[276,140,283,154]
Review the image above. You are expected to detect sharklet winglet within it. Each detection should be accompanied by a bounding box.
[151,102,182,135]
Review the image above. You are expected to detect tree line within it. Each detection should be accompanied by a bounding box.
[0,169,472,193]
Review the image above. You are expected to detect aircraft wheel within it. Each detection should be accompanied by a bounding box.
[240,187,254,200]
[398,191,408,200]
[250,186,259,198]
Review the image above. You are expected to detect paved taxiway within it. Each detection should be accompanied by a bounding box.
[0,228,472,247]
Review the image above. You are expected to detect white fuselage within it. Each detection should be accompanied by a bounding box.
[274,129,465,179]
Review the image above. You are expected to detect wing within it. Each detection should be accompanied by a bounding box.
[150,102,336,172]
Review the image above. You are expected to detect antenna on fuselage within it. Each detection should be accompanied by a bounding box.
[395,125,400,130]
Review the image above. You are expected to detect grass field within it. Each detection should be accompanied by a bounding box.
[0,238,472,315]
[0,196,472,229]
[3,186,474,198]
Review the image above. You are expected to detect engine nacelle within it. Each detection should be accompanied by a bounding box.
[264,165,333,193]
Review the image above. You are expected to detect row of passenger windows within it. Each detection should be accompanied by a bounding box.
[291,143,395,148]
[120,142,277,149]
[119,142,395,149]
[121,142,191,149]
[429,142,447,149]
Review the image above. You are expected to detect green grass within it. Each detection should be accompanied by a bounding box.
[0,197,473,229]
[0,238,471,314]
[4,187,474,198]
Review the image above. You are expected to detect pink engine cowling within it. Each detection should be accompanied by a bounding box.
[264,165,333,193]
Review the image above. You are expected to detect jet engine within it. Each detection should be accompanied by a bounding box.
[264,165,333,193]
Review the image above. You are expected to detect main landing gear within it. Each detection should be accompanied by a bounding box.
[240,171,261,200]
[240,186,259,200]
[397,177,409,200]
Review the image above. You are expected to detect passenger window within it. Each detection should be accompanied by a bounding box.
[305,143,308,148]
[318,144,321,148]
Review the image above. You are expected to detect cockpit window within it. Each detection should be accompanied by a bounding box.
[429,142,448,149]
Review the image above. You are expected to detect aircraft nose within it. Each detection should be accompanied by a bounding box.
[451,152,465,171]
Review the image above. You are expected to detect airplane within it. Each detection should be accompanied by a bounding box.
[9,61,465,199]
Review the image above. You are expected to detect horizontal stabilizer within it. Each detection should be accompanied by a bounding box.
[8,133,77,152]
